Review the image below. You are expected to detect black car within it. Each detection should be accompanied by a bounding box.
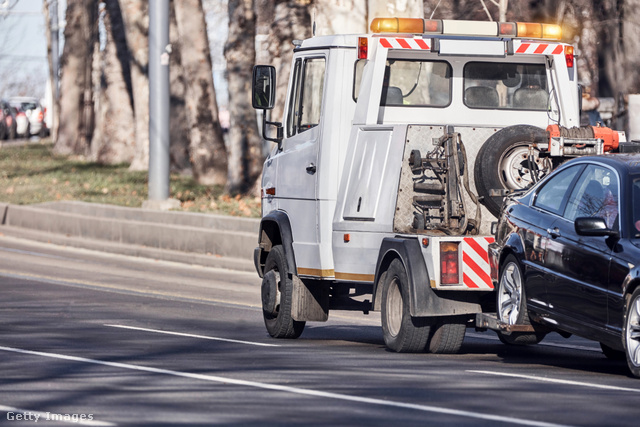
[489,153,640,377]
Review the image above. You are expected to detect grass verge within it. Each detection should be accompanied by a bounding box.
[0,141,260,217]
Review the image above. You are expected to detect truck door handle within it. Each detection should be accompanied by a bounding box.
[547,227,561,238]
[306,163,316,174]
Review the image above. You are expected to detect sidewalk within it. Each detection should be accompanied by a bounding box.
[0,201,259,272]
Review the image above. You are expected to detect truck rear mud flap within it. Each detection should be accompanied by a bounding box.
[475,312,535,333]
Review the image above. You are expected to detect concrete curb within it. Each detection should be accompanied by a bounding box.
[0,201,259,272]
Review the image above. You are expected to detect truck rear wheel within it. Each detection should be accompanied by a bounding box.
[262,245,305,339]
[428,316,466,354]
[381,259,433,352]
[474,125,550,217]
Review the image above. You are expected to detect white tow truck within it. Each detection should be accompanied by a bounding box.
[251,17,629,352]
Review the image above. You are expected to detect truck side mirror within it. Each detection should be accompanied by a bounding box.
[252,65,283,146]
[252,65,276,110]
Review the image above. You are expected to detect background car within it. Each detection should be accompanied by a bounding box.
[9,96,47,137]
[14,106,30,138]
[489,153,640,378]
[1,99,17,140]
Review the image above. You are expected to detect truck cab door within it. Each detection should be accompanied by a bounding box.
[273,54,327,270]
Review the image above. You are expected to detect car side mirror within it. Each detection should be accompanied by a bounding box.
[252,65,276,110]
[575,217,619,238]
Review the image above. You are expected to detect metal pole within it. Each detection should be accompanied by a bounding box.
[147,0,171,202]
[50,0,59,137]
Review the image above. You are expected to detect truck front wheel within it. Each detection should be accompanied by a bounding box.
[381,259,433,352]
[262,245,305,338]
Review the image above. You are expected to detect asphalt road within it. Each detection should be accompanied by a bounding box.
[0,235,639,426]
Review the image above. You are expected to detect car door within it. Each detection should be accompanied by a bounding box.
[543,163,618,329]
[526,164,585,307]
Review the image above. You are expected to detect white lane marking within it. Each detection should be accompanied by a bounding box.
[104,324,280,347]
[466,332,601,353]
[0,345,569,427]
[469,370,640,393]
[0,404,115,426]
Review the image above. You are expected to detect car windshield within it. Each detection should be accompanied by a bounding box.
[632,177,640,238]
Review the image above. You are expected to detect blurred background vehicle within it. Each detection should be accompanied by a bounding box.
[9,97,48,137]
[1,99,17,140]
[14,106,30,138]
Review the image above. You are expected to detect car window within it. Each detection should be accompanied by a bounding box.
[380,59,452,107]
[464,62,548,110]
[286,57,325,138]
[632,178,640,237]
[533,165,582,214]
[564,164,619,228]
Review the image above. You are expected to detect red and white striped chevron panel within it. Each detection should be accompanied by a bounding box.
[462,237,495,289]
[379,37,431,50]
[515,42,563,55]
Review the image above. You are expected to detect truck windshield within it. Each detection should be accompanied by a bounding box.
[380,60,452,107]
[464,62,548,111]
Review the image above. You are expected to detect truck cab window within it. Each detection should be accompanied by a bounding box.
[464,62,548,110]
[381,59,451,107]
[286,57,326,137]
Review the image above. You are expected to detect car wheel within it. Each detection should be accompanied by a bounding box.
[428,316,467,354]
[496,255,545,345]
[381,259,433,352]
[623,288,640,377]
[474,125,551,217]
[262,245,305,339]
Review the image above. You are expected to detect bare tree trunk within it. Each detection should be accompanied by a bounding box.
[268,0,310,122]
[174,0,228,186]
[91,0,136,164]
[42,0,59,143]
[168,4,191,174]
[225,0,262,193]
[313,0,367,36]
[120,0,150,171]
[55,0,96,156]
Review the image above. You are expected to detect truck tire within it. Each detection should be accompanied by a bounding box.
[496,255,545,345]
[474,125,550,217]
[381,259,433,352]
[262,245,305,339]
[427,316,466,354]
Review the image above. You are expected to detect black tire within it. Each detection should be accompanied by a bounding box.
[496,255,545,345]
[381,259,433,352]
[600,342,625,361]
[262,245,305,339]
[474,125,550,217]
[428,316,467,354]
[623,288,640,377]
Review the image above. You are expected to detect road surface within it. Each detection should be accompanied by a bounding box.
[0,235,638,426]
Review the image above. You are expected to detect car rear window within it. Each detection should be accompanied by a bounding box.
[533,165,582,214]
[464,62,548,110]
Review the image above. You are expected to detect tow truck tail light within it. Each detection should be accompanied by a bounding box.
[440,242,459,285]
[564,45,574,68]
[358,37,368,60]
[370,17,424,34]
[542,24,563,40]
[423,19,443,34]
[498,22,517,37]
[517,22,542,39]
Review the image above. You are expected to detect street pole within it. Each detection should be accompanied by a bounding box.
[50,0,58,104]
[146,0,178,209]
